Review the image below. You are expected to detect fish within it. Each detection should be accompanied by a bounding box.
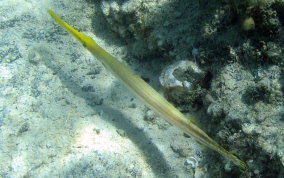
[47,10,248,171]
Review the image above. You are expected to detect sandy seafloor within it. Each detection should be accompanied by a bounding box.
[0,0,208,177]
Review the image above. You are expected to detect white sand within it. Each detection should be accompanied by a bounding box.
[0,0,206,177]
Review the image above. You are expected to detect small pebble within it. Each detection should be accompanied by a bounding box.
[93,128,101,134]
[116,129,126,137]
[128,103,136,108]
[144,110,156,122]
[185,156,198,168]
[82,85,95,92]
[170,144,189,157]
[17,123,29,135]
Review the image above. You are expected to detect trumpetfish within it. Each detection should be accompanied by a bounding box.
[47,10,248,171]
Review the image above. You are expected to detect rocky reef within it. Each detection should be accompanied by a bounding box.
[99,0,284,177]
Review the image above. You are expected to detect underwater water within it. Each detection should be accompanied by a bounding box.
[0,0,283,177]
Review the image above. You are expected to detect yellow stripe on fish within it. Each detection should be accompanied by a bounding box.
[47,10,248,171]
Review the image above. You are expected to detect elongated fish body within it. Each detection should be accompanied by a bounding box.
[47,10,248,171]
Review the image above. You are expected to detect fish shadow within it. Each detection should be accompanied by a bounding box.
[39,46,175,177]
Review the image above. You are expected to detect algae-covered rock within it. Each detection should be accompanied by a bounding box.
[208,63,284,177]
[159,60,206,110]
[98,0,284,176]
